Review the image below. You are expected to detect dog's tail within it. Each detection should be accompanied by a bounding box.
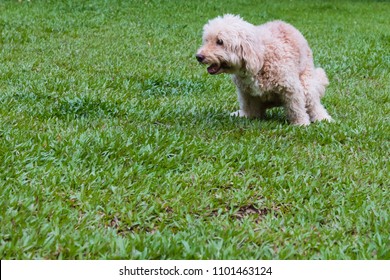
[315,67,329,98]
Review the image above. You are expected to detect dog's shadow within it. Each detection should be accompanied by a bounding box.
[262,108,288,123]
[186,106,288,129]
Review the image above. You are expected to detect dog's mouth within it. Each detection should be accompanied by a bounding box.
[207,63,229,75]
[207,64,221,75]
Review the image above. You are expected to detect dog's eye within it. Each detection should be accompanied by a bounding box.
[216,39,223,46]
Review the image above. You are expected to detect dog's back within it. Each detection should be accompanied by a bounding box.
[259,20,314,73]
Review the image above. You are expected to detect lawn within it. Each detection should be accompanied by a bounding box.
[0,0,389,259]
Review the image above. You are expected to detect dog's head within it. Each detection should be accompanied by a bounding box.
[196,14,263,75]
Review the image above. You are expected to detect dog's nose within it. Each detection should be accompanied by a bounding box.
[196,54,205,63]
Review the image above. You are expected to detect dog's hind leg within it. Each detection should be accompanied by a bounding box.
[306,95,332,123]
[281,84,311,126]
[301,68,332,123]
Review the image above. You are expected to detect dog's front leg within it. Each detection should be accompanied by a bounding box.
[232,89,266,119]
[231,77,266,119]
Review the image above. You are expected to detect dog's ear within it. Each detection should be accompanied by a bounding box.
[240,40,263,74]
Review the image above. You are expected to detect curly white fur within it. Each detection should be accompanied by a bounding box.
[196,14,332,125]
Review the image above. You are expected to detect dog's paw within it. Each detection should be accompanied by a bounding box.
[230,110,247,117]
[311,114,333,123]
[321,115,333,122]
[291,118,311,126]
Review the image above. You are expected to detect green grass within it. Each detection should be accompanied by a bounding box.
[0,0,389,259]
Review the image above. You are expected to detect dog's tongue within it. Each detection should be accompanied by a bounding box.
[207,64,220,74]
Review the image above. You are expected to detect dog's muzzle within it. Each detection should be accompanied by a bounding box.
[196,54,205,63]
[196,53,227,75]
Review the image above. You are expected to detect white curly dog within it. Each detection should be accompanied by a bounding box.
[196,14,332,125]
